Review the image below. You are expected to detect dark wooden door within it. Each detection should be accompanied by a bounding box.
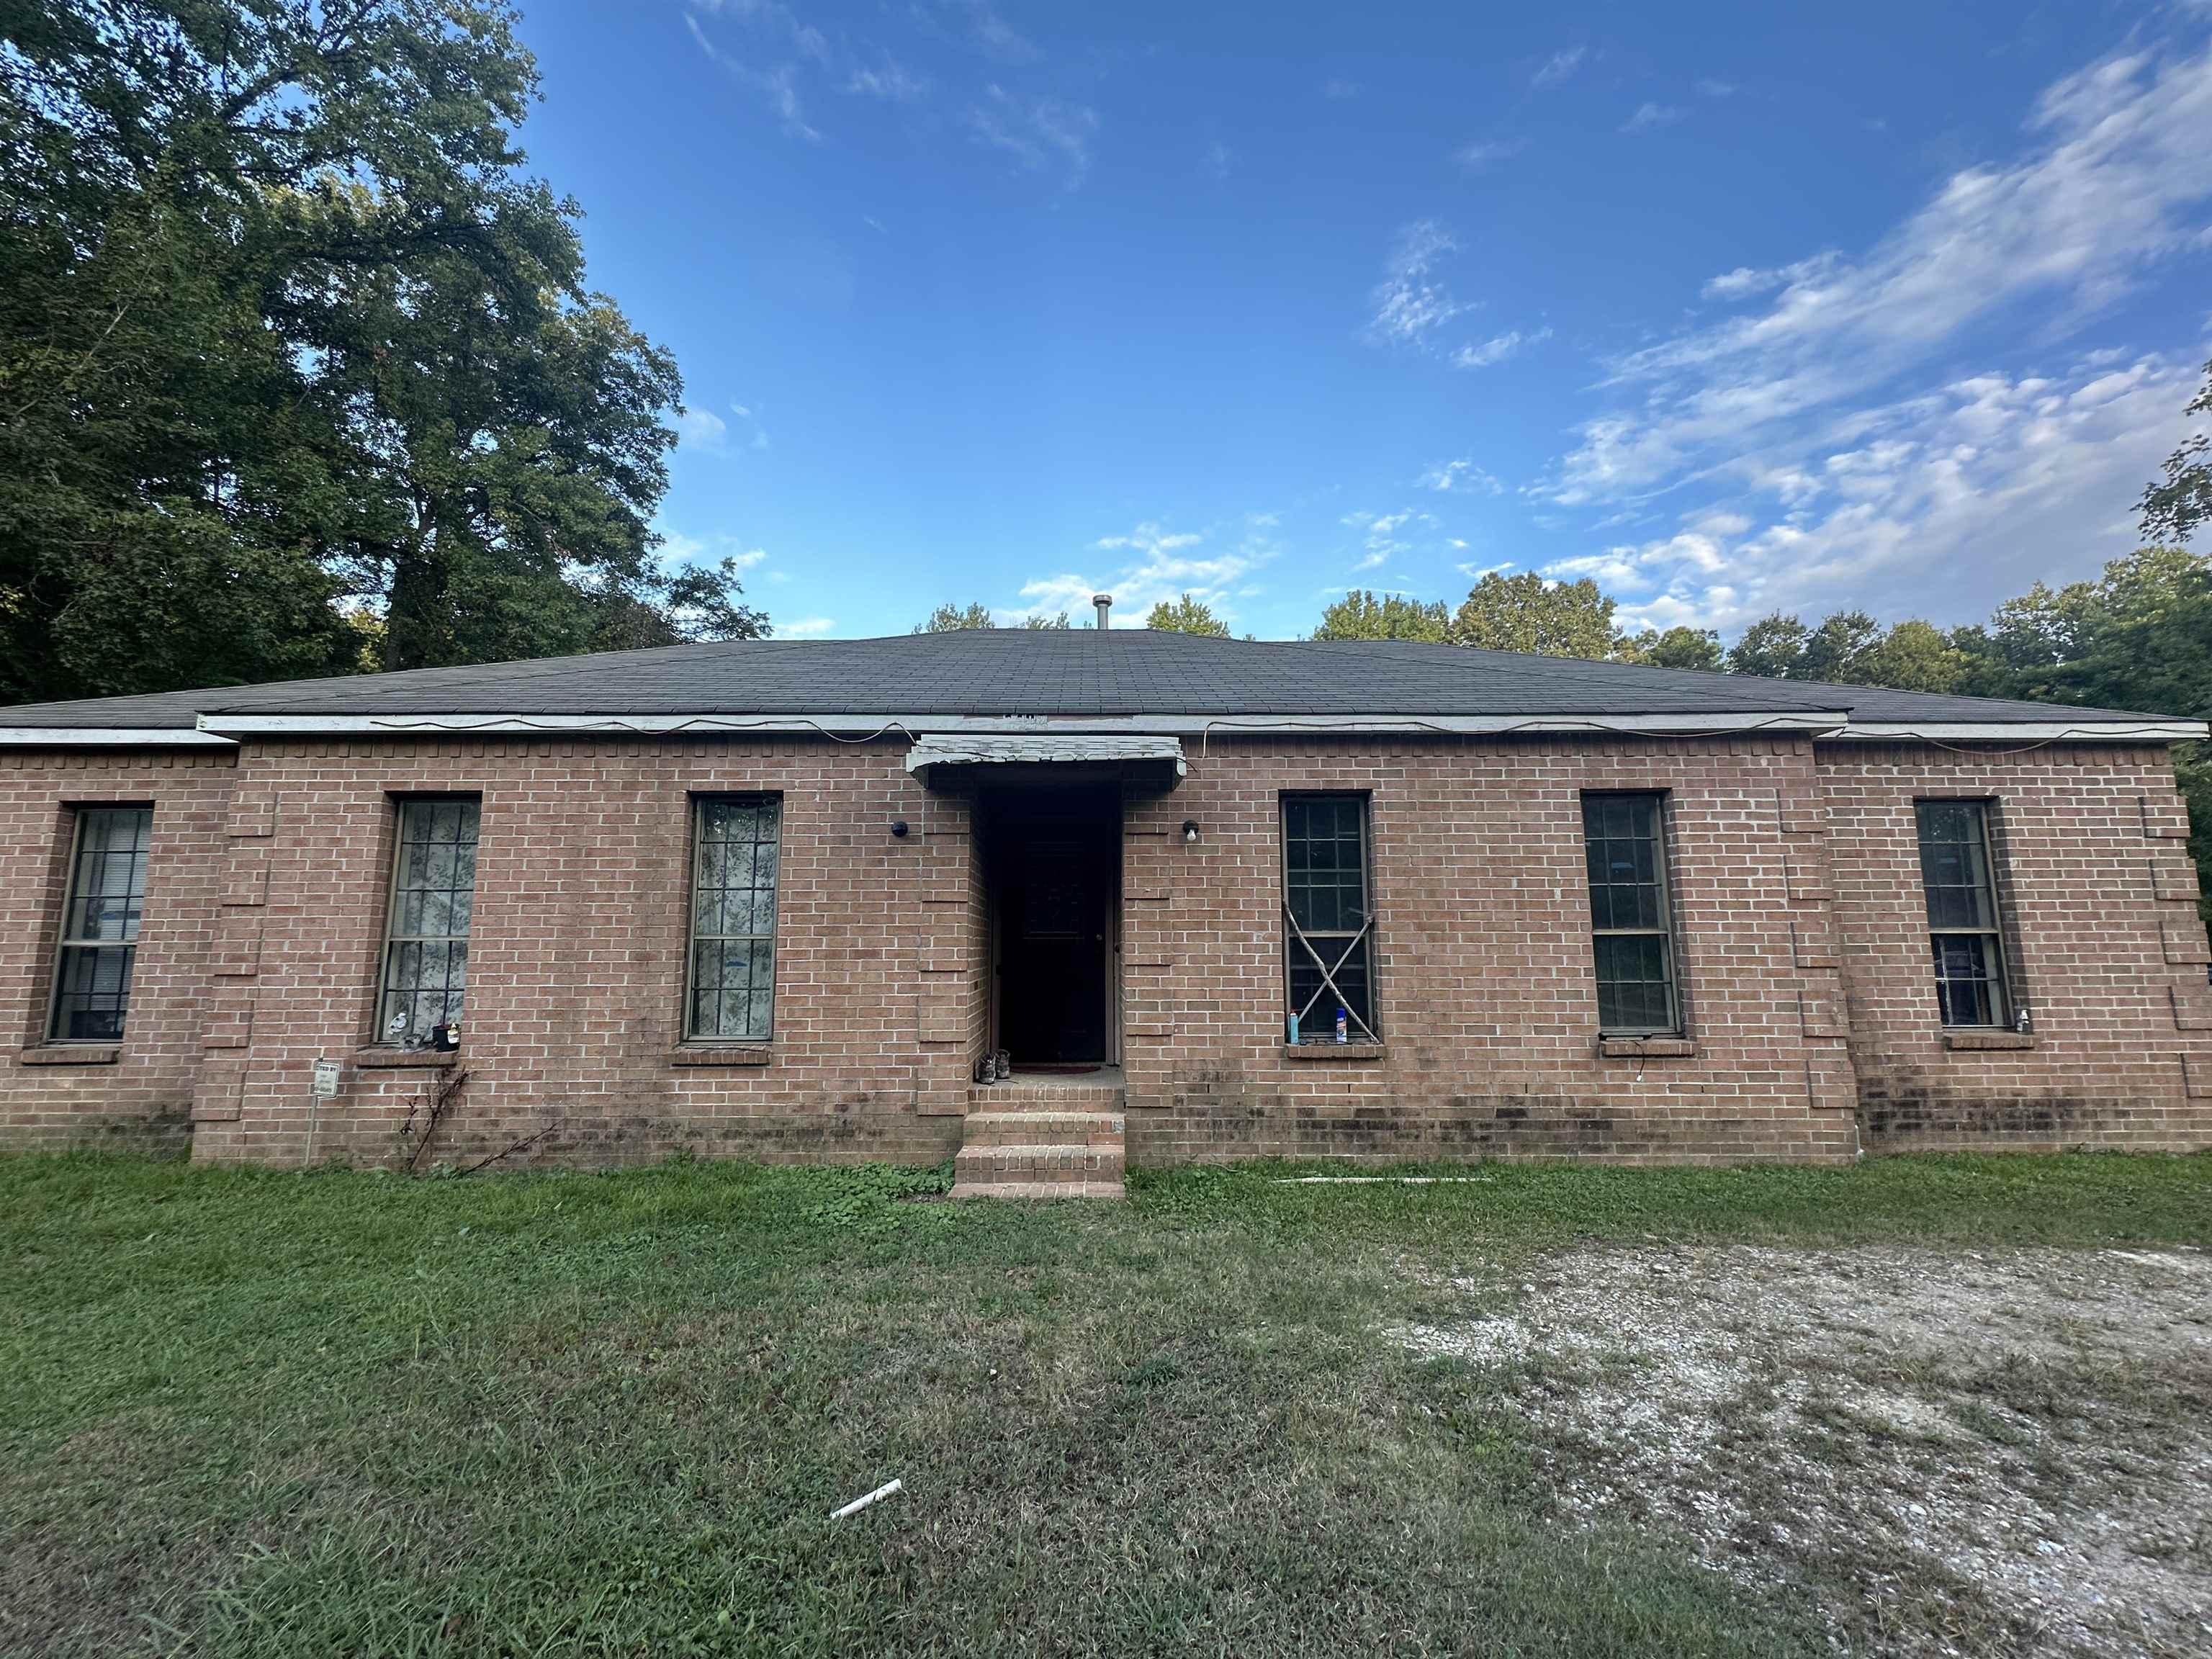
[999,834,1109,1064]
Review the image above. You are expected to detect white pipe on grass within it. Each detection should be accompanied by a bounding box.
[830,1479,904,1520]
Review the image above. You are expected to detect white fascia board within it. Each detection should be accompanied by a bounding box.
[196,709,1855,738]
[1828,720,2209,743]
[0,727,234,748]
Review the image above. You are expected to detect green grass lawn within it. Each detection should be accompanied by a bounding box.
[3,1151,2208,1657]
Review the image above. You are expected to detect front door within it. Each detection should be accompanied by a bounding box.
[997,831,1111,1064]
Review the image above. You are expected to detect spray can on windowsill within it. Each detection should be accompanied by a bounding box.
[1287,1012,1300,1046]
[1335,1007,1349,1043]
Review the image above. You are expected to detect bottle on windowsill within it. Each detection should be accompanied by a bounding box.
[1335,1007,1348,1043]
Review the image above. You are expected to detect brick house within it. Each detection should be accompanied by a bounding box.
[3,622,2208,1194]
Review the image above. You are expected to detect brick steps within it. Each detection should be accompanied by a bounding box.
[966,1084,1123,1112]
[959,1109,1123,1148]
[952,1071,1127,1199]
[953,1139,1125,1187]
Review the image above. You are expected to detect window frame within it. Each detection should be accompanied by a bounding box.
[1278,791,1381,1043]
[1913,797,2014,1030]
[374,795,482,1048]
[1580,790,1686,1038]
[681,792,784,1045]
[44,804,155,1045]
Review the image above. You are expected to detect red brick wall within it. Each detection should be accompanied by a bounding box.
[1817,743,2212,1152]
[0,750,235,1149]
[1,731,2206,1166]
[1122,735,1861,1164]
[184,737,969,1167]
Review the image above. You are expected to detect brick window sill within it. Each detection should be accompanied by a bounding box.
[1282,1041,1387,1062]
[354,1046,459,1069]
[18,1044,122,1066]
[670,1045,773,1067]
[1599,1035,1696,1059]
[1943,1030,2037,1051]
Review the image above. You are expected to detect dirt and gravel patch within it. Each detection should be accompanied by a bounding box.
[1390,1244,2212,1658]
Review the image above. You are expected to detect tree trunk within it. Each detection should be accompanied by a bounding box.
[383,544,449,673]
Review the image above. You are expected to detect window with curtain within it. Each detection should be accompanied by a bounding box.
[377,799,480,1046]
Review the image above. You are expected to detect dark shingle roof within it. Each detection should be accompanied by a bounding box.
[0,629,2182,729]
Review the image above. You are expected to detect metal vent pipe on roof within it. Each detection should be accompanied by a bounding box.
[1093,593,1112,629]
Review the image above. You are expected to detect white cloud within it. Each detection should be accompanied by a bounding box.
[1623,102,1683,132]
[1419,458,1505,494]
[1696,78,1737,99]
[1699,253,1840,302]
[1532,48,1587,91]
[948,0,1038,64]
[685,13,822,141]
[1544,42,2212,511]
[1564,353,2205,634]
[1096,522,1202,554]
[657,531,771,572]
[677,407,728,449]
[691,0,831,66]
[1452,326,1552,369]
[1455,138,1526,171]
[1368,221,1469,346]
[1204,140,1233,182]
[1341,508,1437,572]
[1018,521,1276,623]
[848,54,928,102]
[966,84,1098,181]
[1322,78,1362,100]
[780,616,837,637]
[728,403,770,451]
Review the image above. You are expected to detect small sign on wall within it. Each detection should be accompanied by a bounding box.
[311,1058,342,1099]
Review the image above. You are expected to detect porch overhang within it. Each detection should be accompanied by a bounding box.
[904,732,1186,789]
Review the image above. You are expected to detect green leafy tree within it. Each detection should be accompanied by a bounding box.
[914,602,997,633]
[1724,614,1809,678]
[1143,593,1231,636]
[1795,611,1883,682]
[1849,619,1971,693]
[0,0,756,702]
[1611,626,1723,670]
[1022,611,1070,629]
[2141,359,2212,545]
[1313,590,1451,642]
[1449,572,1617,657]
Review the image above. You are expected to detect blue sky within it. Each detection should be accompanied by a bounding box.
[515,1,2212,642]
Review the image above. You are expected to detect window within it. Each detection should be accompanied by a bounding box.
[377,799,480,1046]
[1282,793,1377,1041]
[1915,800,2011,1028]
[686,796,782,1041]
[48,806,153,1042]
[1582,793,1681,1035]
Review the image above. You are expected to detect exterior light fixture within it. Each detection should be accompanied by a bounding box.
[1182,819,1200,845]
[890,820,910,839]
